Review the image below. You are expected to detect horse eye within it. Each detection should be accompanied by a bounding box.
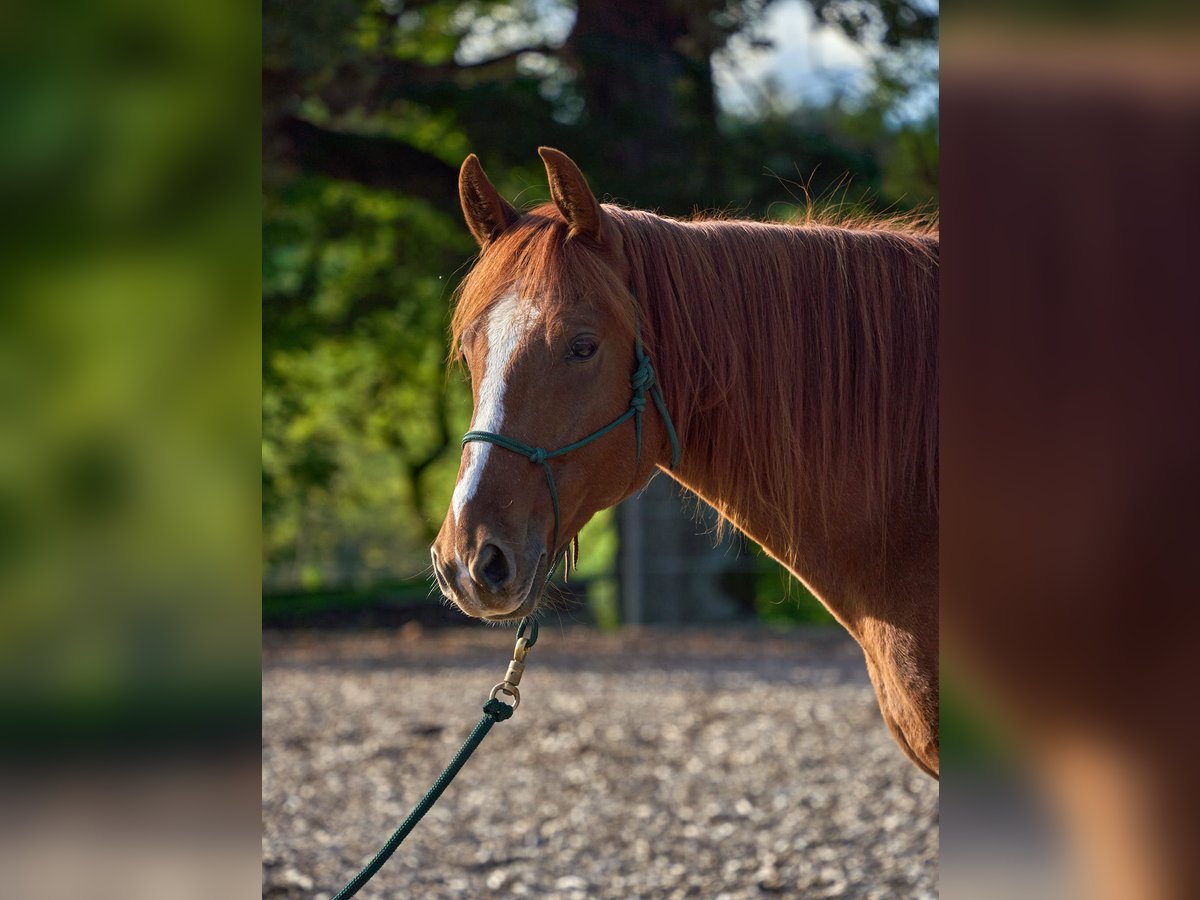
[568,337,598,360]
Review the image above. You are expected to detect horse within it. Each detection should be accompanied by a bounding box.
[431,147,939,777]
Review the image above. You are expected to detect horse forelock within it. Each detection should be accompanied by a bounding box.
[451,206,640,371]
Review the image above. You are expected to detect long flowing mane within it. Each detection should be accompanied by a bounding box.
[452,203,938,552]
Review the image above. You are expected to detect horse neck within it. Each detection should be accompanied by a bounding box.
[627,215,939,609]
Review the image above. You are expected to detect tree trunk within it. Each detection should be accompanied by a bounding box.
[568,0,721,212]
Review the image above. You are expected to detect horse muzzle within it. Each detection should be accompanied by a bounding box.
[430,539,546,620]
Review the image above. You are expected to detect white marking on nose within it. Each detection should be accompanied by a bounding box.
[454,550,472,595]
[451,290,539,523]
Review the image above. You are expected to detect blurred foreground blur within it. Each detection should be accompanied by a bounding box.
[0,0,259,896]
[942,9,1200,900]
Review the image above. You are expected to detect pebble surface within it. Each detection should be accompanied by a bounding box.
[263,626,938,899]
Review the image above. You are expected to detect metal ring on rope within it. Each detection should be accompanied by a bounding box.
[488,682,520,710]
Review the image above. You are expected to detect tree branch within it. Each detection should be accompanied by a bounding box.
[457,44,559,71]
[268,115,459,206]
[368,44,560,108]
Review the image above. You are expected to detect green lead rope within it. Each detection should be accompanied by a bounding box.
[329,619,539,900]
[330,698,514,900]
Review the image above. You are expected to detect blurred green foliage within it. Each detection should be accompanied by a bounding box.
[262,0,938,618]
[941,674,1023,767]
[753,545,838,626]
[263,179,473,587]
[0,0,259,750]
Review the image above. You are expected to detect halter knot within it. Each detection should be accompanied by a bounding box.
[630,357,656,392]
[629,395,647,412]
[527,447,547,465]
[482,697,515,721]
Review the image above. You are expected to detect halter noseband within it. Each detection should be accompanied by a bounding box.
[461,326,681,576]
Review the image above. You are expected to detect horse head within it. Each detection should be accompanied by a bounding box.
[431,148,677,621]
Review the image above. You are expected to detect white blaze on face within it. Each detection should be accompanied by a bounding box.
[451,290,539,523]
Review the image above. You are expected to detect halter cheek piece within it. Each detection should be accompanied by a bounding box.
[461,325,681,577]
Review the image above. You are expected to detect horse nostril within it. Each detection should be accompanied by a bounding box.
[473,542,513,591]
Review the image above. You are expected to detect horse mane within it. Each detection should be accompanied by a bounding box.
[451,203,938,550]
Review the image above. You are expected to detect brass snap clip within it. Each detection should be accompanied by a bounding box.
[487,632,533,711]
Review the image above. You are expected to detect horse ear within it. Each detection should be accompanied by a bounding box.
[459,154,520,247]
[538,147,606,243]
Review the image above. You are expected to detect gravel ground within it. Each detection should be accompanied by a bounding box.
[263,626,938,899]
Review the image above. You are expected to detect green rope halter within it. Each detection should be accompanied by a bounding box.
[462,327,681,571]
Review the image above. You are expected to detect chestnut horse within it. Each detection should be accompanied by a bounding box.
[431,148,939,777]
